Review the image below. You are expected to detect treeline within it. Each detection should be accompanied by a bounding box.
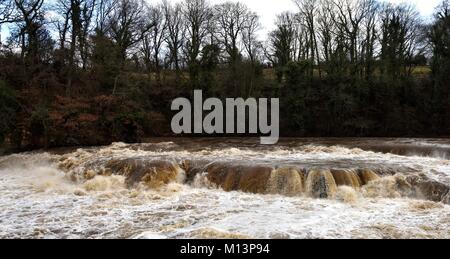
[0,0,449,149]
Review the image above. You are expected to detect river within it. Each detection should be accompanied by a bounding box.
[0,138,449,239]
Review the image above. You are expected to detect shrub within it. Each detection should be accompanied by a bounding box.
[0,80,18,145]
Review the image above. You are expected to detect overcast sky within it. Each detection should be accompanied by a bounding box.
[167,0,442,35]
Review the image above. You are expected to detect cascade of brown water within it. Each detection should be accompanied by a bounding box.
[305,169,338,198]
[358,169,380,185]
[80,159,184,188]
[181,160,213,182]
[205,163,272,193]
[55,149,449,204]
[331,169,362,188]
[266,168,304,196]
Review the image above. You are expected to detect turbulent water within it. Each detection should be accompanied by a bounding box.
[1,138,450,239]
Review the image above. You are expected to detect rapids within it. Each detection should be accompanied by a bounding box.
[0,138,449,239]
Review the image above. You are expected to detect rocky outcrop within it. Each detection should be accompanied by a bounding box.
[406,176,450,203]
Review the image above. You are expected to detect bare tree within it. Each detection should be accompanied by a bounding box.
[361,0,378,78]
[0,0,16,30]
[429,0,450,73]
[53,0,95,94]
[214,1,249,63]
[182,0,212,88]
[53,0,71,51]
[108,0,151,62]
[331,0,368,74]
[78,0,95,68]
[240,9,261,97]
[241,10,261,64]
[94,0,116,35]
[0,0,14,45]
[317,0,334,66]
[141,3,167,76]
[12,0,46,61]
[294,0,320,75]
[106,0,153,93]
[380,3,421,77]
[266,12,297,81]
[163,0,185,75]
[0,0,17,46]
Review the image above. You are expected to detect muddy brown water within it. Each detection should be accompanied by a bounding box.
[0,138,449,238]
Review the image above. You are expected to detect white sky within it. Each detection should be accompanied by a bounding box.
[166,0,441,35]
